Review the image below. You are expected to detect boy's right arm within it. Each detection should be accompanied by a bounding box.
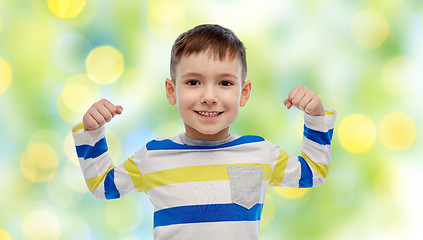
[72,99,144,199]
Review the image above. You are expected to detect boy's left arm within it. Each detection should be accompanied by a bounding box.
[270,85,336,188]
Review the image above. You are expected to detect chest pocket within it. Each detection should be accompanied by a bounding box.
[227,166,263,209]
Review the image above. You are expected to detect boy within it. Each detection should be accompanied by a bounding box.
[72,24,336,240]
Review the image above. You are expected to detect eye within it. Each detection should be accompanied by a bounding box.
[220,81,233,86]
[186,80,200,86]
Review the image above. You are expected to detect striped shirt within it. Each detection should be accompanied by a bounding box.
[72,109,336,240]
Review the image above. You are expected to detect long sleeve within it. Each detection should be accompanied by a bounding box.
[72,123,145,199]
[269,108,336,188]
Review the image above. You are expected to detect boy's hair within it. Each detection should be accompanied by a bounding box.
[170,24,247,82]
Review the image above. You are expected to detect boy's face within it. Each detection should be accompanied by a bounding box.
[166,51,251,141]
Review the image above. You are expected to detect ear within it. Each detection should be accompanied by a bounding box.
[165,78,177,105]
[240,80,251,107]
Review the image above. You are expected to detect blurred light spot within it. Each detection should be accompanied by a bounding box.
[20,143,58,182]
[53,32,91,73]
[338,114,376,153]
[63,162,87,192]
[85,45,124,84]
[0,58,12,95]
[379,112,416,151]
[47,0,86,19]
[0,155,33,193]
[0,228,12,240]
[64,133,79,166]
[22,209,61,240]
[147,0,185,39]
[154,121,184,138]
[260,193,275,229]
[105,196,142,232]
[61,215,91,240]
[351,10,389,48]
[374,168,401,204]
[275,187,309,199]
[57,74,100,124]
[47,174,83,208]
[106,130,123,165]
[382,57,419,95]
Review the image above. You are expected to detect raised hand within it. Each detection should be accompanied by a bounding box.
[283,85,325,116]
[83,99,123,131]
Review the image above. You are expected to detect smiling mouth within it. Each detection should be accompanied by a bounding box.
[194,111,224,117]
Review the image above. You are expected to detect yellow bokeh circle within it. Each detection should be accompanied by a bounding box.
[147,0,186,39]
[47,0,86,19]
[338,114,376,153]
[351,10,389,48]
[57,74,100,124]
[22,209,61,240]
[86,45,124,84]
[0,58,12,95]
[105,196,141,232]
[379,112,416,151]
[275,187,310,199]
[382,57,418,95]
[0,228,12,240]
[259,193,275,229]
[20,143,58,182]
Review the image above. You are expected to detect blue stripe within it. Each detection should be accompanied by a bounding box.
[75,137,108,159]
[146,135,265,151]
[298,156,313,188]
[303,125,333,145]
[104,169,120,199]
[153,203,263,228]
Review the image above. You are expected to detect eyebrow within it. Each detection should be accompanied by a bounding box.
[181,72,238,79]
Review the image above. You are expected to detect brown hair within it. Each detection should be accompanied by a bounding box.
[170,24,247,82]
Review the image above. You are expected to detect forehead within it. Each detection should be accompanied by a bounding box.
[175,51,242,79]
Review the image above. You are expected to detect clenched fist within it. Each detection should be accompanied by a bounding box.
[83,99,123,131]
[283,85,325,116]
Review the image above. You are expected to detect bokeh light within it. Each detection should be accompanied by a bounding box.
[338,114,376,153]
[20,143,59,182]
[260,194,275,229]
[105,196,142,232]
[274,187,310,199]
[379,112,416,151]
[351,10,389,48]
[85,45,124,85]
[47,0,86,19]
[0,57,12,94]
[147,0,186,39]
[22,208,61,240]
[382,57,419,95]
[0,228,12,240]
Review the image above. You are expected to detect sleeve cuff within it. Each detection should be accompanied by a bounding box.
[71,122,106,146]
[303,108,337,132]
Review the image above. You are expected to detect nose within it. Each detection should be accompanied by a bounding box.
[200,85,217,105]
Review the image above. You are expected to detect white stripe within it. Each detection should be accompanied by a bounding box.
[147,180,269,211]
[154,221,260,240]
[140,142,271,174]
[279,155,300,187]
[114,164,138,196]
[72,124,106,146]
[301,137,331,165]
[79,152,113,179]
[303,108,336,132]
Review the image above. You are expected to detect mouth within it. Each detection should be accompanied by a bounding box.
[194,111,224,117]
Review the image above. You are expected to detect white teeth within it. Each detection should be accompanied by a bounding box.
[198,111,220,117]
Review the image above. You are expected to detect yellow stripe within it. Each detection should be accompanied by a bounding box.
[73,123,84,133]
[300,151,329,178]
[269,148,289,186]
[85,164,114,192]
[325,110,335,116]
[143,163,272,192]
[123,156,144,192]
